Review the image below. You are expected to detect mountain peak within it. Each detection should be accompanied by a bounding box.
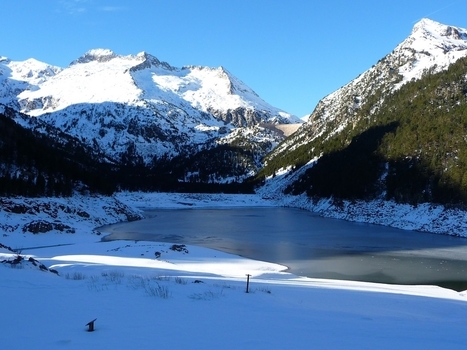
[411,18,467,41]
[70,49,117,65]
[412,18,441,32]
[131,51,174,71]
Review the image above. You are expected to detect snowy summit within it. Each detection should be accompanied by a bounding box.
[267,18,467,172]
[395,18,467,86]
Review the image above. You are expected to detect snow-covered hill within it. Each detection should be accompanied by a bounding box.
[256,18,467,232]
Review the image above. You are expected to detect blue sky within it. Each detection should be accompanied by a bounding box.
[1,0,465,117]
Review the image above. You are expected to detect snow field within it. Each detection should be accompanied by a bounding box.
[2,239,467,349]
[2,192,467,349]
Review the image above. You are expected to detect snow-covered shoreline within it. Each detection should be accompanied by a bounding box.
[256,165,467,238]
[277,194,467,238]
[3,191,466,246]
[2,192,467,348]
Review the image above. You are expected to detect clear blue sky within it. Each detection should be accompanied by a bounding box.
[1,0,465,117]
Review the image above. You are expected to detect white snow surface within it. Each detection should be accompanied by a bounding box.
[2,192,467,349]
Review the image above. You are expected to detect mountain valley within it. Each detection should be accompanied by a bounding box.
[1,18,467,216]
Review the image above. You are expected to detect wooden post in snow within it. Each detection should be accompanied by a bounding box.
[86,318,97,332]
[246,274,251,293]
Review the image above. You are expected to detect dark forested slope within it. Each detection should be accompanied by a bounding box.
[0,108,117,196]
[267,57,467,205]
[0,107,256,196]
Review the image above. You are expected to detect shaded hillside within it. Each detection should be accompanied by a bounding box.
[0,107,257,196]
[274,56,467,205]
[0,109,117,196]
[285,123,398,200]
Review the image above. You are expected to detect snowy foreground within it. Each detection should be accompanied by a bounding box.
[2,192,467,349]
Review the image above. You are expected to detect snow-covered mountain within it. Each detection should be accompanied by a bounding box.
[3,18,466,194]
[267,18,467,163]
[16,49,297,124]
[0,56,61,111]
[0,49,300,178]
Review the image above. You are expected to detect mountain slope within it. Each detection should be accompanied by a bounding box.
[17,49,298,125]
[1,49,300,183]
[0,56,61,110]
[263,18,467,174]
[260,19,467,206]
[0,105,119,196]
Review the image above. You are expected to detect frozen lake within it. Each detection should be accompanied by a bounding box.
[101,207,467,290]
